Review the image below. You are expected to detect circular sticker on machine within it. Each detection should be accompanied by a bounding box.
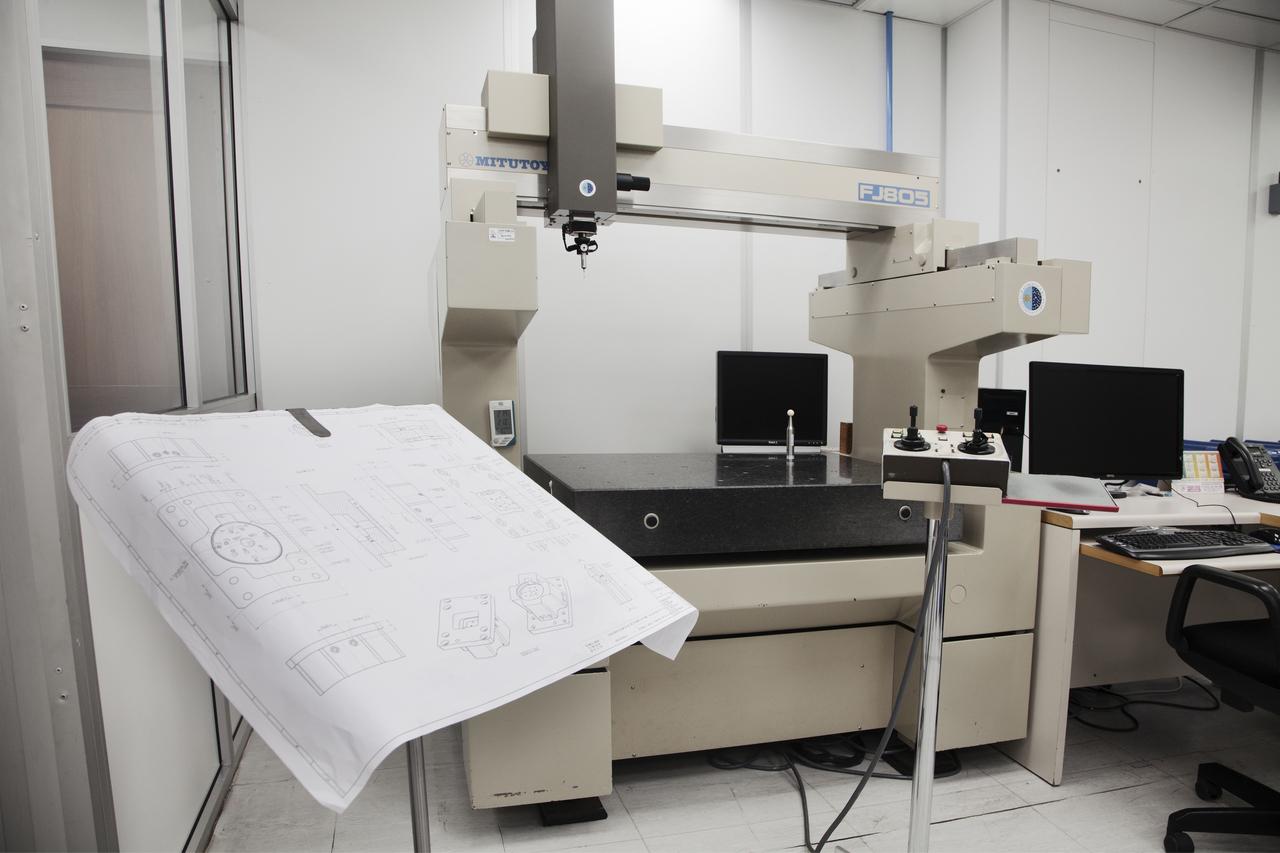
[1018,281,1046,316]
[578,178,597,198]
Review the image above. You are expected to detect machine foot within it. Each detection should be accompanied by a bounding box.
[537,797,607,826]
[882,733,960,779]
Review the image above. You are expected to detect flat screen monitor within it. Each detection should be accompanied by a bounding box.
[1029,361,1184,480]
[716,351,827,447]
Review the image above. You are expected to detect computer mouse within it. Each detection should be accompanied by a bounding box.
[1249,527,1280,546]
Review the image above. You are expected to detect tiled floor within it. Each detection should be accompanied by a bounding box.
[210,681,1280,852]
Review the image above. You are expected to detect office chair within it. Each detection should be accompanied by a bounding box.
[1163,564,1280,852]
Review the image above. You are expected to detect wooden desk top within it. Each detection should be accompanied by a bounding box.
[1079,541,1280,577]
[1051,493,1280,576]
[1042,493,1280,531]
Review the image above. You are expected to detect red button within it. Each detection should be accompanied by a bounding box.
[936,424,948,433]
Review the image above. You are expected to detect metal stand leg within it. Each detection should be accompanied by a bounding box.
[408,736,432,852]
[908,516,947,853]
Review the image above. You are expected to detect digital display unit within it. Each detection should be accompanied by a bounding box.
[716,351,828,447]
[1029,361,1184,480]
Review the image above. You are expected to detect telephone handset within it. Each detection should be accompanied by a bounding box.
[1219,437,1280,503]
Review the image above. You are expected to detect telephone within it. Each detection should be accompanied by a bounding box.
[1219,437,1280,503]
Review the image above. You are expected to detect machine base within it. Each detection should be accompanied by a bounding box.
[880,733,962,779]
[538,797,608,826]
[525,452,962,558]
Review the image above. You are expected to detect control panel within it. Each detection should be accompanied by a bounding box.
[882,405,1010,493]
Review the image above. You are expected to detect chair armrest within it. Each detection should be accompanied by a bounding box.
[1166,564,1280,653]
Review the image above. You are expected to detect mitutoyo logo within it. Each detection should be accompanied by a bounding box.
[457,152,548,172]
[1018,281,1046,316]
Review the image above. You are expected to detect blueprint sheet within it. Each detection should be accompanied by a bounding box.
[66,404,698,811]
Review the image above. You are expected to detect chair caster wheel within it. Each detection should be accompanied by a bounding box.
[1164,831,1194,852]
[1194,779,1222,801]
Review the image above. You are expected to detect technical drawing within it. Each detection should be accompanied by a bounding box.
[379,420,450,447]
[510,573,572,633]
[438,462,559,538]
[437,594,510,658]
[211,522,284,564]
[372,474,471,550]
[158,490,328,610]
[287,623,405,695]
[109,437,212,479]
[304,486,404,567]
[477,489,520,515]
[585,563,631,605]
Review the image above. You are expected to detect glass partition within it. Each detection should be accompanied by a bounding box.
[41,0,184,428]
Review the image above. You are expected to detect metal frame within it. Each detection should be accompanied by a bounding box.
[908,515,946,852]
[229,11,261,406]
[0,0,256,848]
[407,738,432,852]
[162,0,257,415]
[183,697,250,853]
[0,1,117,848]
[163,0,204,411]
[441,105,940,238]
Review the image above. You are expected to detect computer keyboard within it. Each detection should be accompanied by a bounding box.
[1096,527,1275,561]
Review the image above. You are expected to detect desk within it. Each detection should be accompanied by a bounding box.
[1000,495,1280,785]
[1078,541,1280,577]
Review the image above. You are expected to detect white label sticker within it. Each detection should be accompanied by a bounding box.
[1018,281,1046,316]
[487,227,516,243]
[579,178,597,198]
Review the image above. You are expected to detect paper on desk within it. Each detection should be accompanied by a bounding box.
[66,404,698,811]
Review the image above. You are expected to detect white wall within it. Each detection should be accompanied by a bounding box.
[747,6,942,446]
[1142,29,1254,439]
[240,0,505,412]
[944,0,1002,243]
[241,0,945,454]
[951,0,1266,441]
[81,517,219,852]
[945,0,1004,388]
[520,0,745,453]
[1243,51,1280,438]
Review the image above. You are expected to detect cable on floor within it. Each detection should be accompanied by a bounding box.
[1068,676,1220,733]
[705,738,961,852]
[707,462,957,852]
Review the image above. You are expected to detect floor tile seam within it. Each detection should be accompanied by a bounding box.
[1028,777,1184,831]
[630,811,761,843]
[808,796,1058,848]
[1006,774,1180,808]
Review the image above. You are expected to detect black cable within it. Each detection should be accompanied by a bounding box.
[1171,487,1239,529]
[1068,705,1141,732]
[705,462,957,852]
[706,738,963,853]
[809,460,952,852]
[707,746,791,772]
[1068,677,1220,733]
[788,742,960,781]
[848,729,910,755]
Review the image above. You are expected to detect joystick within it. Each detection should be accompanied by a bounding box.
[894,405,930,452]
[958,407,995,455]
